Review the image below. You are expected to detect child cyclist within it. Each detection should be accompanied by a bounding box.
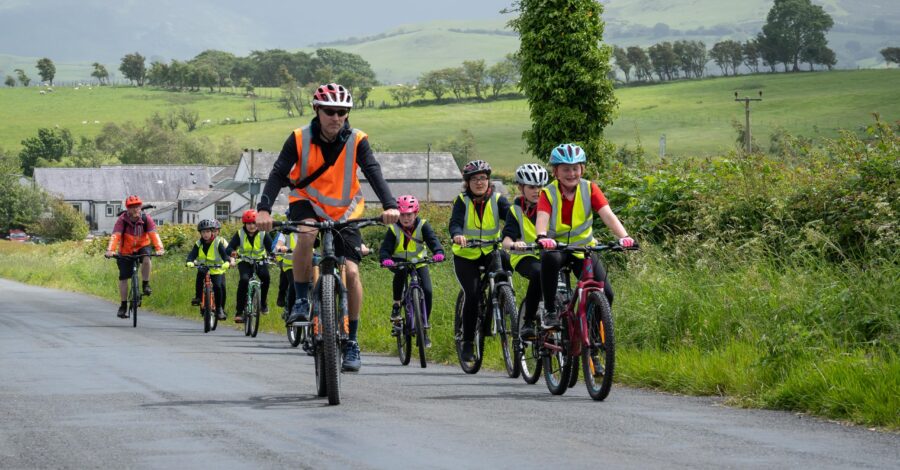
[379,195,445,345]
[227,209,275,323]
[449,160,511,363]
[534,144,635,329]
[186,219,231,320]
[501,163,549,338]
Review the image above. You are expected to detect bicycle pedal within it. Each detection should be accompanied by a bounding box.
[287,321,311,327]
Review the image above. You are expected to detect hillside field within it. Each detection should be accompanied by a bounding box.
[1,69,898,174]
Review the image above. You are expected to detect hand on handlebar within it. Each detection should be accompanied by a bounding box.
[255,210,273,232]
[432,253,445,263]
[453,235,467,247]
[382,208,400,225]
[155,249,165,256]
[186,261,195,268]
[618,236,635,248]
[537,237,557,250]
[105,250,114,258]
[381,259,395,268]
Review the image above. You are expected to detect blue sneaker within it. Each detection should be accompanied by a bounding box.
[286,298,310,324]
[342,341,361,372]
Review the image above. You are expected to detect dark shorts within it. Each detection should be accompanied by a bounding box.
[117,246,153,280]
[289,200,363,263]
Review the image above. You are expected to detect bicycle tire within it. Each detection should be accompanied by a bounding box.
[497,284,519,378]
[210,292,218,332]
[320,274,341,405]
[397,300,411,366]
[411,287,427,368]
[131,275,139,328]
[568,356,580,388]
[243,284,253,336]
[542,329,571,395]
[311,298,327,397]
[454,290,484,374]
[202,291,212,333]
[249,288,261,337]
[583,292,615,401]
[517,299,542,384]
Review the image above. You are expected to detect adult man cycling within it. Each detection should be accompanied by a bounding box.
[104,195,165,318]
[254,83,400,372]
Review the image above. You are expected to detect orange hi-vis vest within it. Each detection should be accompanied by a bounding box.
[287,125,366,222]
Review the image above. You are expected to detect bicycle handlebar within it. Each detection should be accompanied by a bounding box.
[513,240,641,253]
[380,258,442,271]
[459,239,502,249]
[108,253,163,260]
[273,216,384,233]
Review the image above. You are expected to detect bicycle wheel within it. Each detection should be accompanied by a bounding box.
[210,292,218,332]
[243,286,253,336]
[454,290,484,374]
[568,356,580,388]
[249,288,261,337]
[517,299,542,384]
[396,300,411,366]
[542,329,572,395]
[583,292,615,401]
[311,299,327,397]
[319,274,341,405]
[497,284,519,378]
[411,287,427,369]
[131,276,139,328]
[202,292,212,333]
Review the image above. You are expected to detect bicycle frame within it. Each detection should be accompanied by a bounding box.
[468,240,514,336]
[110,253,159,327]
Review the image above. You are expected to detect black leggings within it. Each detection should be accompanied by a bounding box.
[392,265,434,319]
[514,257,542,322]
[194,272,226,310]
[540,251,613,313]
[279,268,295,308]
[236,261,270,313]
[454,251,510,342]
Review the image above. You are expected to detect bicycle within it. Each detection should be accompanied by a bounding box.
[382,258,440,368]
[452,239,519,377]
[109,253,161,328]
[188,263,225,333]
[236,256,270,338]
[532,241,638,400]
[275,217,383,406]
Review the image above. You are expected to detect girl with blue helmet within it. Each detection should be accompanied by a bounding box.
[533,144,635,329]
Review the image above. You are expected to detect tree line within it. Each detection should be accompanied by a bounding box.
[611,0,838,83]
[385,55,520,107]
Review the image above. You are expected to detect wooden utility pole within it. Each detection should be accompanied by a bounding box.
[734,91,763,153]
[244,147,263,209]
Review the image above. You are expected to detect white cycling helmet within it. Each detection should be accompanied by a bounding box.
[515,163,549,186]
[311,82,353,108]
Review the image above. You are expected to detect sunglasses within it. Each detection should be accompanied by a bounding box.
[320,108,348,117]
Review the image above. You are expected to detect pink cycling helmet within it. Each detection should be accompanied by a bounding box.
[312,83,353,108]
[397,195,419,214]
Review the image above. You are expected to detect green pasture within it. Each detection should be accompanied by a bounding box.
[1,69,898,175]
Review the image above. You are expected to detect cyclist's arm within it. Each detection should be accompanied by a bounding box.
[535,191,552,236]
[216,240,231,261]
[496,195,511,225]
[185,243,200,263]
[597,205,629,240]
[262,232,275,256]
[421,222,444,255]
[356,138,398,211]
[256,134,297,214]
[225,233,241,257]
[378,228,397,262]
[448,195,466,238]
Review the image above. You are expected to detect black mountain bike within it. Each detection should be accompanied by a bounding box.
[383,258,440,368]
[275,217,382,406]
[110,253,160,328]
[453,240,519,377]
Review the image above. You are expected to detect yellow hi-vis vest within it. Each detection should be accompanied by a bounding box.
[238,229,266,260]
[509,203,538,269]
[279,233,297,272]
[542,179,595,255]
[452,192,501,260]
[195,240,226,275]
[389,219,427,265]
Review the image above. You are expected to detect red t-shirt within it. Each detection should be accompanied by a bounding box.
[537,181,608,226]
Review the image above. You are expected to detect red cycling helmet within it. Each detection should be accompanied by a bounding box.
[312,83,353,108]
[124,195,143,207]
[242,209,257,224]
[397,195,419,214]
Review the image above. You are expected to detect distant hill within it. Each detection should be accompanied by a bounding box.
[0,0,896,84]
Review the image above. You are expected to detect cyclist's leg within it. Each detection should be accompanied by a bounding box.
[211,273,226,317]
[236,261,252,315]
[288,202,316,317]
[277,269,289,307]
[258,263,271,309]
[115,257,132,316]
[453,256,482,342]
[539,250,566,313]
[283,268,295,310]
[335,226,363,334]
[515,258,542,322]
[193,270,203,303]
[390,268,405,320]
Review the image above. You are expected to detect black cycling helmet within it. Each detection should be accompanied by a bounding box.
[197,219,217,232]
[462,159,492,180]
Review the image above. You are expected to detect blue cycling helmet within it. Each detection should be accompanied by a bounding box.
[549,143,586,165]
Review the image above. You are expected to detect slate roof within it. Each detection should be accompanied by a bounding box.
[176,188,246,212]
[34,165,213,202]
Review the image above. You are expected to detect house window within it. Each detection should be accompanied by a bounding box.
[106,203,121,217]
[215,201,230,220]
[71,203,81,213]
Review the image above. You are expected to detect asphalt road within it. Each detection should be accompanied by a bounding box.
[1,278,897,469]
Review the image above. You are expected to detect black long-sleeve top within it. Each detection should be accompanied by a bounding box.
[256,117,398,213]
[185,238,231,263]
[448,188,511,238]
[225,229,274,258]
[379,218,445,261]
[502,196,538,241]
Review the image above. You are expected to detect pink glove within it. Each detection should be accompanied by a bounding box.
[432,254,445,262]
[381,259,395,267]
[618,237,635,248]
[537,238,557,250]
